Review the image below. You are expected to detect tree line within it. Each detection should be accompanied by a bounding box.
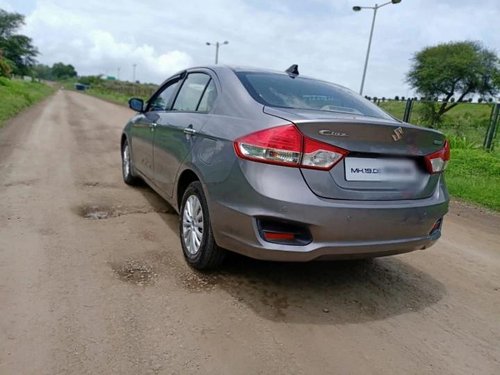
[365,95,495,104]
[0,8,76,79]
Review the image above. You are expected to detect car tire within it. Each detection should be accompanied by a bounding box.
[179,181,225,270]
[122,139,141,186]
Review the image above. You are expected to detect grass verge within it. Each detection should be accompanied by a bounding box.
[0,77,55,127]
[446,149,500,211]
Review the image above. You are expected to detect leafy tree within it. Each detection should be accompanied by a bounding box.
[33,64,52,80]
[0,49,12,77]
[51,62,77,79]
[407,41,500,124]
[0,9,38,76]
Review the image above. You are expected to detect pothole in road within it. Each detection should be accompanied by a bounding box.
[76,203,172,220]
[111,260,156,286]
[81,181,120,189]
[79,204,114,220]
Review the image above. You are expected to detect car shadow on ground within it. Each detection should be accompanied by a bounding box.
[137,184,446,325]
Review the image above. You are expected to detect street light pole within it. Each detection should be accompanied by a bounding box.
[206,41,229,64]
[359,7,377,96]
[353,0,402,95]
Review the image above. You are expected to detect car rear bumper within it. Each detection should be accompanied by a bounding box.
[207,161,449,261]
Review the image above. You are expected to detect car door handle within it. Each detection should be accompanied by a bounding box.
[183,127,197,135]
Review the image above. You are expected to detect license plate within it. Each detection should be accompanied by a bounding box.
[344,157,418,182]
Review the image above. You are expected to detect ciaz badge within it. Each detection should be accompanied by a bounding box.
[319,130,348,137]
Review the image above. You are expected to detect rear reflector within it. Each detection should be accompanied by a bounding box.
[424,140,450,174]
[257,218,312,245]
[234,124,348,170]
[263,232,295,241]
[429,218,443,235]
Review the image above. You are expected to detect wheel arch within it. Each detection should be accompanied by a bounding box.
[176,169,202,211]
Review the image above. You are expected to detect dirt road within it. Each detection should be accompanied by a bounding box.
[1,90,499,375]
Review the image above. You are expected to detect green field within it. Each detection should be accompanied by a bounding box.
[0,77,55,127]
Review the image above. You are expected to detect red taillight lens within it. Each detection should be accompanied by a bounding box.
[234,124,348,170]
[234,124,302,167]
[424,140,450,174]
[302,137,348,170]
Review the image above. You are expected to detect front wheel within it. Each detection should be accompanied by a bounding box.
[179,182,225,270]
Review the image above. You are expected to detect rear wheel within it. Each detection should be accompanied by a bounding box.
[179,181,225,270]
[122,139,140,186]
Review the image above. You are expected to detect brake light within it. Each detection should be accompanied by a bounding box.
[424,140,450,174]
[234,124,348,170]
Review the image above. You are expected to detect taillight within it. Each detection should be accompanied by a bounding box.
[302,137,348,170]
[234,124,348,170]
[234,124,302,167]
[424,140,450,174]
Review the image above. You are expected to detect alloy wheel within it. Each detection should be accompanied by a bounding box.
[182,195,204,255]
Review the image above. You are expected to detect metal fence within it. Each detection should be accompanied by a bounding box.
[484,103,500,151]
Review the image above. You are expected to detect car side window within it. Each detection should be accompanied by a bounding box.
[148,79,180,112]
[197,79,217,112]
[172,73,211,112]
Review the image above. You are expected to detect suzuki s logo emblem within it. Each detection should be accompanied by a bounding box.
[392,127,404,141]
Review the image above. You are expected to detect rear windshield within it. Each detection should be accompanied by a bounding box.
[236,72,392,120]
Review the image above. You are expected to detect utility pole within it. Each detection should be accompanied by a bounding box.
[117,67,121,80]
[132,64,137,83]
[206,41,229,64]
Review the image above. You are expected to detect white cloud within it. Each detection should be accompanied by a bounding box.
[0,0,13,11]
[4,0,500,95]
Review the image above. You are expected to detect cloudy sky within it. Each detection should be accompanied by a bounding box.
[1,0,499,97]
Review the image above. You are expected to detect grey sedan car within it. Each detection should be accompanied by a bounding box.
[121,65,449,269]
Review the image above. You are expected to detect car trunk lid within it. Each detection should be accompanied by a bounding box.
[264,107,446,201]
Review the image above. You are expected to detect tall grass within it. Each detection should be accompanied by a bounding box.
[0,77,55,127]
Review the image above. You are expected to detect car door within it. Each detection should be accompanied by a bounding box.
[129,78,181,180]
[153,72,215,197]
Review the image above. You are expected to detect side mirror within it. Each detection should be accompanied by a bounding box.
[128,97,144,112]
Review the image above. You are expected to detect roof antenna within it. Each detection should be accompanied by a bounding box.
[285,64,299,78]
